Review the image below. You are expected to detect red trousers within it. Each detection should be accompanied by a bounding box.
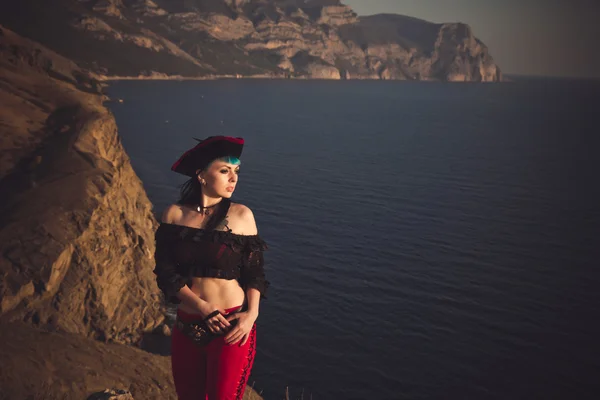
[171,307,257,400]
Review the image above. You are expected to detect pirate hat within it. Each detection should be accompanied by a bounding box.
[171,136,244,177]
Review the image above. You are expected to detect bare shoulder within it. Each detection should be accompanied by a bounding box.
[228,202,258,235]
[161,203,184,224]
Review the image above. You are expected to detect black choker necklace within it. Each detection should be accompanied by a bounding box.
[196,202,220,216]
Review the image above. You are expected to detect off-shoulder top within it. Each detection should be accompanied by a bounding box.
[153,223,269,304]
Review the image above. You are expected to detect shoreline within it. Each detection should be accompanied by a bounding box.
[96,73,510,83]
[94,73,284,81]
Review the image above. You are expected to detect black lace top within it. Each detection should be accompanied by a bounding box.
[153,223,269,304]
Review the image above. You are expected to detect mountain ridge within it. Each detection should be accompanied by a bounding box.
[0,0,502,81]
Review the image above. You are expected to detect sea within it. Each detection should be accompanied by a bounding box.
[106,78,600,400]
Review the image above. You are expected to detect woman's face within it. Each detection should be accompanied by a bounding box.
[199,160,240,198]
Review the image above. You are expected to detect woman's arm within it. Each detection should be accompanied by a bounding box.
[235,205,270,301]
[245,288,261,318]
[225,205,270,345]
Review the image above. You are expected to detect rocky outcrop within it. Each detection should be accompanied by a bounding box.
[338,14,501,81]
[430,23,501,82]
[0,25,164,345]
[0,0,502,81]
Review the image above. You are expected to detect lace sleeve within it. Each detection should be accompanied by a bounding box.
[239,236,270,299]
[153,224,186,304]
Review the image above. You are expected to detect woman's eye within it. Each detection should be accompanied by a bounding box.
[220,169,228,173]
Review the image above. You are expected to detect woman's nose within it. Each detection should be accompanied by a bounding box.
[229,173,237,182]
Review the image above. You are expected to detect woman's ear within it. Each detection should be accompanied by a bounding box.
[196,170,206,186]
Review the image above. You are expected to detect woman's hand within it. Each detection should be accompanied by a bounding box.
[224,310,257,346]
[203,309,232,335]
[190,298,231,335]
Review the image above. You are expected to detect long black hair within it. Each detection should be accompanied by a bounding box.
[178,176,202,207]
[177,176,230,232]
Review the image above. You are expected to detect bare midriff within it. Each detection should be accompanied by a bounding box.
[178,277,246,314]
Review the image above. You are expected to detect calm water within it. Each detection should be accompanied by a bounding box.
[106,79,600,399]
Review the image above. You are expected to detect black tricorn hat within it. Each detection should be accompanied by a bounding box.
[171,136,244,177]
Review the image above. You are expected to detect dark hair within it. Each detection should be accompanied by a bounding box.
[177,175,231,232]
[178,177,202,207]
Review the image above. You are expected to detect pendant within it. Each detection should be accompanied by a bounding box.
[197,206,211,216]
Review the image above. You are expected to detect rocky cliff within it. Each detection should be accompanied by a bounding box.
[0,25,165,344]
[0,0,502,81]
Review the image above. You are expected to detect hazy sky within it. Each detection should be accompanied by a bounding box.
[343,0,600,78]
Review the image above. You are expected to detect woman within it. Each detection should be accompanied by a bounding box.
[153,136,269,400]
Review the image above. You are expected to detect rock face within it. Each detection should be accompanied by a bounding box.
[430,22,500,82]
[0,25,165,344]
[0,0,502,81]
